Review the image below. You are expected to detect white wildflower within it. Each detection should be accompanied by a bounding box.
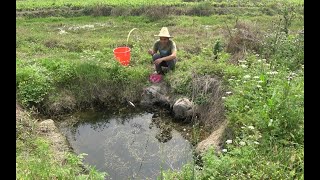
[253,76,259,79]
[243,75,251,79]
[226,139,232,144]
[268,119,273,126]
[83,24,94,29]
[238,60,247,63]
[256,85,262,88]
[248,126,254,130]
[257,59,262,63]
[241,64,248,68]
[222,149,228,153]
[239,141,246,146]
[257,80,263,83]
[245,105,249,109]
[267,71,278,75]
[222,96,226,100]
[183,128,186,131]
[254,141,260,145]
[58,28,67,35]
[226,91,232,95]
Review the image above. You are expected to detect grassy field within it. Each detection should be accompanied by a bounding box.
[16,0,304,179]
[17,0,304,10]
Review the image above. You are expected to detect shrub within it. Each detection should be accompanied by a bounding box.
[16,63,53,107]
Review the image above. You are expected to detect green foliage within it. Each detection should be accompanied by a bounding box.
[198,145,300,179]
[16,0,181,10]
[16,110,107,179]
[167,70,193,95]
[262,32,304,70]
[212,38,224,57]
[219,35,303,178]
[16,137,107,179]
[39,58,77,83]
[167,51,241,98]
[16,0,304,11]
[225,53,304,144]
[277,2,301,35]
[259,2,304,71]
[166,142,303,179]
[161,163,199,180]
[162,11,303,178]
[16,62,53,107]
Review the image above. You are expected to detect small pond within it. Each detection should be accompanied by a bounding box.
[58,107,195,180]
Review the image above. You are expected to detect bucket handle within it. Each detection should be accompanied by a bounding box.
[126,28,145,48]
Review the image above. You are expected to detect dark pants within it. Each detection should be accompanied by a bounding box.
[152,53,176,74]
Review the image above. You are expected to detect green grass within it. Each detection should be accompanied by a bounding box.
[16,110,107,179]
[16,0,182,10]
[16,0,304,11]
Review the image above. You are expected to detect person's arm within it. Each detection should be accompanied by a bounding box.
[154,41,177,64]
[158,51,176,61]
[148,41,158,55]
[148,49,155,55]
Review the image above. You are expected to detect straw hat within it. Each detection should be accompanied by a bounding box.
[154,27,174,38]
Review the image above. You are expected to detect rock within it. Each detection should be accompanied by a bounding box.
[140,85,170,108]
[36,119,71,164]
[172,98,193,120]
[195,121,227,155]
[38,119,56,133]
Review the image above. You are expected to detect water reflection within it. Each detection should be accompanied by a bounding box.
[58,108,194,180]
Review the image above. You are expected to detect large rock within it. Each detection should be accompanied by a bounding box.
[172,98,193,120]
[140,84,170,108]
[195,120,227,155]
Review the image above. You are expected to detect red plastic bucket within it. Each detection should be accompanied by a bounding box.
[113,46,131,66]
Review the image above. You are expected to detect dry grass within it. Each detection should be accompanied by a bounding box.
[224,21,263,64]
[189,75,228,154]
[191,75,226,131]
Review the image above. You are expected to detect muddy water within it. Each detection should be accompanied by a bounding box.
[58,107,194,180]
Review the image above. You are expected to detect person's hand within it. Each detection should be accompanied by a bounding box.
[148,49,153,55]
[154,58,163,65]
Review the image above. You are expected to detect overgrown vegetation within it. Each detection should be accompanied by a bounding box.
[162,4,304,179]
[16,105,107,179]
[16,0,303,179]
[16,0,304,19]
